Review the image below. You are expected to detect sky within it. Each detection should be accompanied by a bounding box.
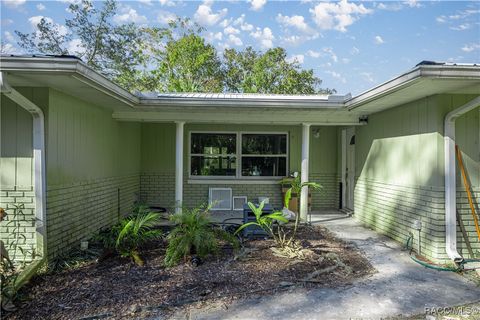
[1,0,479,95]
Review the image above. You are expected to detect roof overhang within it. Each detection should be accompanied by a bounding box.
[1,56,479,124]
[346,64,480,113]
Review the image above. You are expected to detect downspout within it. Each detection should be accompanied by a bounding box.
[444,96,480,264]
[0,72,48,259]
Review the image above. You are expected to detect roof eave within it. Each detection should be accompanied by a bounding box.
[346,65,480,111]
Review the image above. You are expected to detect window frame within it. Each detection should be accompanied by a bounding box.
[188,131,289,180]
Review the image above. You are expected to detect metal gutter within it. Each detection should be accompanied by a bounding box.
[444,96,480,264]
[0,56,139,107]
[0,71,48,259]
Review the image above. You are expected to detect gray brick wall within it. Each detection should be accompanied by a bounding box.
[0,186,37,264]
[46,174,140,258]
[310,173,340,210]
[456,186,480,259]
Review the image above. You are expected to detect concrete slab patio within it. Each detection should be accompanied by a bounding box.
[178,212,480,320]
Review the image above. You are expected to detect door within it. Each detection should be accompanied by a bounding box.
[342,127,355,210]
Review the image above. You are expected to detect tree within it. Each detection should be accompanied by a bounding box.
[223,47,335,94]
[153,34,223,93]
[15,0,148,92]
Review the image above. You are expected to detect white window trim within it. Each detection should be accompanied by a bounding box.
[188,131,289,180]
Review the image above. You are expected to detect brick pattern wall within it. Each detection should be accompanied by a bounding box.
[46,175,140,258]
[139,173,175,209]
[355,179,480,263]
[140,173,341,212]
[456,186,480,259]
[0,186,37,264]
[354,178,448,263]
[310,173,340,210]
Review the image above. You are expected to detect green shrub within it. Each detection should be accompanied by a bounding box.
[115,212,162,266]
[164,204,238,267]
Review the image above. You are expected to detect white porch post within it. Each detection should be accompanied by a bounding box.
[175,121,185,213]
[300,123,310,221]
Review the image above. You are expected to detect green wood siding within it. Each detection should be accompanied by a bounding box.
[47,89,141,185]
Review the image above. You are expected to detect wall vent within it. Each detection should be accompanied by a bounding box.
[209,188,232,211]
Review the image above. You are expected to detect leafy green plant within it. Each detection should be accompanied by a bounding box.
[235,201,288,243]
[281,175,321,238]
[116,212,162,266]
[165,204,238,267]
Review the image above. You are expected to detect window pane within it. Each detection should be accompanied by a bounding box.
[241,157,287,177]
[242,134,287,155]
[191,133,236,155]
[191,156,237,176]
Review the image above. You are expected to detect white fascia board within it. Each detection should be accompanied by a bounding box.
[346,65,480,111]
[0,56,139,106]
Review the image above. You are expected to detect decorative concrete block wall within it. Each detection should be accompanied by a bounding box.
[0,186,37,264]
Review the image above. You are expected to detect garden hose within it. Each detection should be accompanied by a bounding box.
[404,233,461,272]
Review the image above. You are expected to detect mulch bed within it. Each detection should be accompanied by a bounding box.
[4,225,375,320]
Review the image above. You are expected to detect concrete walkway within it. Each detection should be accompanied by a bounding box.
[180,213,480,320]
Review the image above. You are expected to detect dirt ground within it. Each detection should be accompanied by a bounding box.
[4,225,374,320]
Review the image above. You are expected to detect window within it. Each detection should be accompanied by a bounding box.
[190,133,237,176]
[190,132,288,178]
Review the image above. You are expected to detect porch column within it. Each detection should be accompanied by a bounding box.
[175,121,185,213]
[300,123,310,221]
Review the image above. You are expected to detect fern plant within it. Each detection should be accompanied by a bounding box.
[164,204,238,267]
[116,212,162,266]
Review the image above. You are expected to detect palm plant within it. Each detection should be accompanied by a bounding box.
[116,211,162,266]
[164,204,237,267]
[235,201,288,243]
[281,174,321,239]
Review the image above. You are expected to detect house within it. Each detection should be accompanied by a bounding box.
[0,55,479,267]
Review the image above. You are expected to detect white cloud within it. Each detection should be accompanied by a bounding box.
[4,31,15,42]
[234,14,253,31]
[3,0,26,8]
[67,38,86,55]
[376,2,403,11]
[227,34,243,46]
[1,19,13,26]
[374,35,384,44]
[342,58,350,64]
[205,31,223,43]
[404,0,421,8]
[113,8,147,24]
[461,43,480,52]
[325,70,346,83]
[450,24,471,31]
[436,16,446,23]
[436,9,479,31]
[250,27,274,49]
[139,0,152,5]
[323,47,338,62]
[276,14,317,36]
[0,43,20,54]
[29,16,68,36]
[194,1,228,26]
[157,10,176,24]
[36,3,46,11]
[350,46,360,55]
[310,0,372,32]
[360,72,374,83]
[306,50,321,58]
[224,26,240,35]
[159,0,177,6]
[248,0,266,11]
[286,54,304,64]
[281,35,303,46]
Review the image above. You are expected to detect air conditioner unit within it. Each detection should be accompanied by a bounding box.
[209,188,232,211]
[233,196,247,211]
